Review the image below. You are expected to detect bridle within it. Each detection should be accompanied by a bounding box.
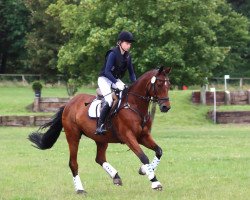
[114,74,170,127]
[128,75,170,104]
[146,76,170,104]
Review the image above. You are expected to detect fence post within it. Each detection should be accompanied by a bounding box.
[248,90,250,105]
[200,85,206,105]
[210,88,216,124]
[149,102,157,132]
[240,78,243,90]
[33,97,40,112]
[224,75,230,91]
[225,91,231,105]
[29,116,35,126]
[22,75,26,86]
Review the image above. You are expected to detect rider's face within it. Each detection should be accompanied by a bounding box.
[120,41,131,52]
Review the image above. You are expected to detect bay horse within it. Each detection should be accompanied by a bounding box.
[28,66,171,194]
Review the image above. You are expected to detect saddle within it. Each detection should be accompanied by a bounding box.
[88,88,120,118]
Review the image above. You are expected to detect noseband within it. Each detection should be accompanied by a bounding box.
[128,75,170,104]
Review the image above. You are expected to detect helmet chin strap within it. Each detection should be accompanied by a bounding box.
[117,41,127,54]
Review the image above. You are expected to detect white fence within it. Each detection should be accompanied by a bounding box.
[209,77,250,90]
[0,74,65,86]
[0,74,41,85]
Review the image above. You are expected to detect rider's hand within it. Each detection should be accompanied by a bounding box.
[116,82,125,91]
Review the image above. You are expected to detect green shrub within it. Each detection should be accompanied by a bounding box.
[32,81,43,91]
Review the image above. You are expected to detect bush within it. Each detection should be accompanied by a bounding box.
[32,81,43,91]
[66,78,82,96]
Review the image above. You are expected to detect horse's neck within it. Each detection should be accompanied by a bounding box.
[130,81,147,97]
[130,71,153,98]
[126,78,150,115]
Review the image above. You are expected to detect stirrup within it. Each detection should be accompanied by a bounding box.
[95,124,107,135]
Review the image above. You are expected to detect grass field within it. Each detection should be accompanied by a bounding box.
[0,85,95,115]
[0,85,250,200]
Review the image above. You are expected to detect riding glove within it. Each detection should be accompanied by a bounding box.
[116,82,125,91]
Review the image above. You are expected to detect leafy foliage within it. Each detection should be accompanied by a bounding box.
[66,78,82,96]
[228,0,250,18]
[226,0,250,77]
[32,81,43,91]
[24,0,68,82]
[47,0,250,86]
[1,0,249,87]
[0,0,30,73]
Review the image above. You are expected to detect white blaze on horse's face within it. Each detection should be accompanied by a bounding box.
[151,76,156,84]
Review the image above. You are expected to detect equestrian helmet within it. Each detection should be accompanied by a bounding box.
[117,31,135,43]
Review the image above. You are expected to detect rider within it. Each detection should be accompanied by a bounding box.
[96,31,137,135]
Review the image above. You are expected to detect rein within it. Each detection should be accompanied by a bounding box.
[114,75,170,127]
[116,92,151,128]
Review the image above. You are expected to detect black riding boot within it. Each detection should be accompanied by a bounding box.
[96,102,111,135]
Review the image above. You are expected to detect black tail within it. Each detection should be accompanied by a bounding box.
[28,106,65,150]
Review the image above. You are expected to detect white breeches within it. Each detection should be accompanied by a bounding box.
[98,76,124,107]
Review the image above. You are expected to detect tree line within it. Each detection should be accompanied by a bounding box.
[0,0,250,87]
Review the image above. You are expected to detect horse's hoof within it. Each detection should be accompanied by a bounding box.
[153,186,163,191]
[151,181,162,191]
[113,178,122,186]
[138,166,146,175]
[76,190,87,194]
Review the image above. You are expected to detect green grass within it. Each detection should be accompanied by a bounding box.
[217,104,250,111]
[0,85,250,199]
[0,125,249,200]
[0,85,95,115]
[157,91,212,126]
[0,86,212,125]
[1,85,250,116]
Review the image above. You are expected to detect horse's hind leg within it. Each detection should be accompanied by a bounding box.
[95,142,122,186]
[65,127,86,194]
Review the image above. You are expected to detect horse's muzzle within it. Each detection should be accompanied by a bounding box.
[160,104,171,112]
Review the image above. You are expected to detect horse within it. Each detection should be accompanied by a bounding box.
[28,66,171,194]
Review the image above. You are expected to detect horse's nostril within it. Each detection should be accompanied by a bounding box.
[160,105,170,112]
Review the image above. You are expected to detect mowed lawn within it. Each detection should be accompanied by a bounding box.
[0,125,249,200]
[0,86,250,199]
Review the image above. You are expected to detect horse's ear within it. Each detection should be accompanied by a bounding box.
[164,67,172,74]
[157,66,164,73]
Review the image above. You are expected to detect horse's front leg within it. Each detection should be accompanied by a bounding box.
[138,134,163,175]
[95,142,122,186]
[124,134,162,190]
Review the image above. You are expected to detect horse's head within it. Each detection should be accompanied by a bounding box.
[146,66,171,112]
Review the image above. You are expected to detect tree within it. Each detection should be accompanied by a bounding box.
[47,0,250,86]
[228,0,250,18]
[214,3,250,77]
[0,0,30,73]
[24,0,69,82]
[226,0,250,77]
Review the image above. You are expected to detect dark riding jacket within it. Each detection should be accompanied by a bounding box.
[99,46,136,84]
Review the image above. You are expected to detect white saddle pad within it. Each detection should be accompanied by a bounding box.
[88,99,102,118]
